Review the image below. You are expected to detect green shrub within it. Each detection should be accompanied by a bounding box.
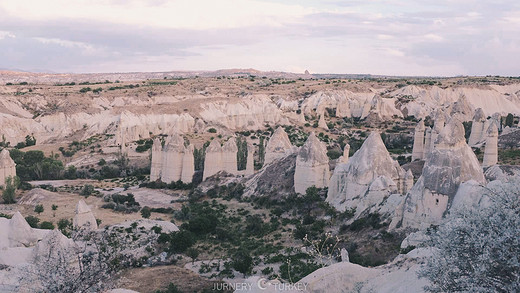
[39,221,55,230]
[2,176,19,204]
[34,204,44,214]
[25,215,40,228]
[169,230,196,253]
[80,184,95,196]
[141,206,151,219]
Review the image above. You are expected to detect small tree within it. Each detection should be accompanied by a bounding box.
[2,176,19,204]
[505,113,514,127]
[25,215,40,228]
[20,227,143,292]
[141,206,151,219]
[419,182,520,292]
[232,250,253,277]
[186,247,199,264]
[34,204,44,214]
[80,184,95,196]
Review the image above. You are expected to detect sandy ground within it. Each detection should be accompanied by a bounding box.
[117,265,229,293]
[0,184,179,228]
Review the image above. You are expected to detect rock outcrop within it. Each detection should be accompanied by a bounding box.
[412,116,446,160]
[203,140,223,180]
[411,120,425,161]
[0,149,16,187]
[326,132,408,216]
[199,95,290,130]
[149,138,163,181]
[449,94,474,121]
[161,134,186,184]
[181,144,195,183]
[244,142,255,176]
[468,108,487,146]
[301,90,401,120]
[150,134,194,184]
[318,114,328,129]
[264,127,293,165]
[241,248,431,292]
[422,127,431,153]
[395,85,520,119]
[31,229,75,263]
[399,118,486,229]
[482,123,499,167]
[8,212,42,248]
[221,137,238,175]
[73,200,98,230]
[294,133,330,194]
[338,144,350,164]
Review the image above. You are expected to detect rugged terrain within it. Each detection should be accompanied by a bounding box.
[0,70,519,292]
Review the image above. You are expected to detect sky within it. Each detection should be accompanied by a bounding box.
[0,0,519,76]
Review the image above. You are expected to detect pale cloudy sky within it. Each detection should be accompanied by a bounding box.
[0,0,519,76]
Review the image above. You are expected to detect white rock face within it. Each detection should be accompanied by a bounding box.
[399,119,486,229]
[149,138,163,181]
[301,90,401,120]
[482,123,498,167]
[31,229,75,263]
[396,85,520,119]
[338,144,350,164]
[115,111,195,146]
[335,98,351,118]
[362,95,404,120]
[73,200,98,230]
[199,95,290,130]
[161,134,186,184]
[264,127,293,165]
[203,139,223,180]
[294,133,330,194]
[8,212,43,248]
[326,132,407,215]
[244,142,255,176]
[221,137,239,175]
[0,149,16,187]
[292,248,432,293]
[449,94,474,121]
[468,108,487,146]
[181,144,195,183]
[450,180,491,212]
[318,114,328,129]
[429,115,445,152]
[404,169,414,194]
[411,120,425,161]
[151,134,194,184]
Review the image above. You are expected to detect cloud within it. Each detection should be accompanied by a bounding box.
[0,31,16,40]
[0,0,312,30]
[0,0,519,75]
